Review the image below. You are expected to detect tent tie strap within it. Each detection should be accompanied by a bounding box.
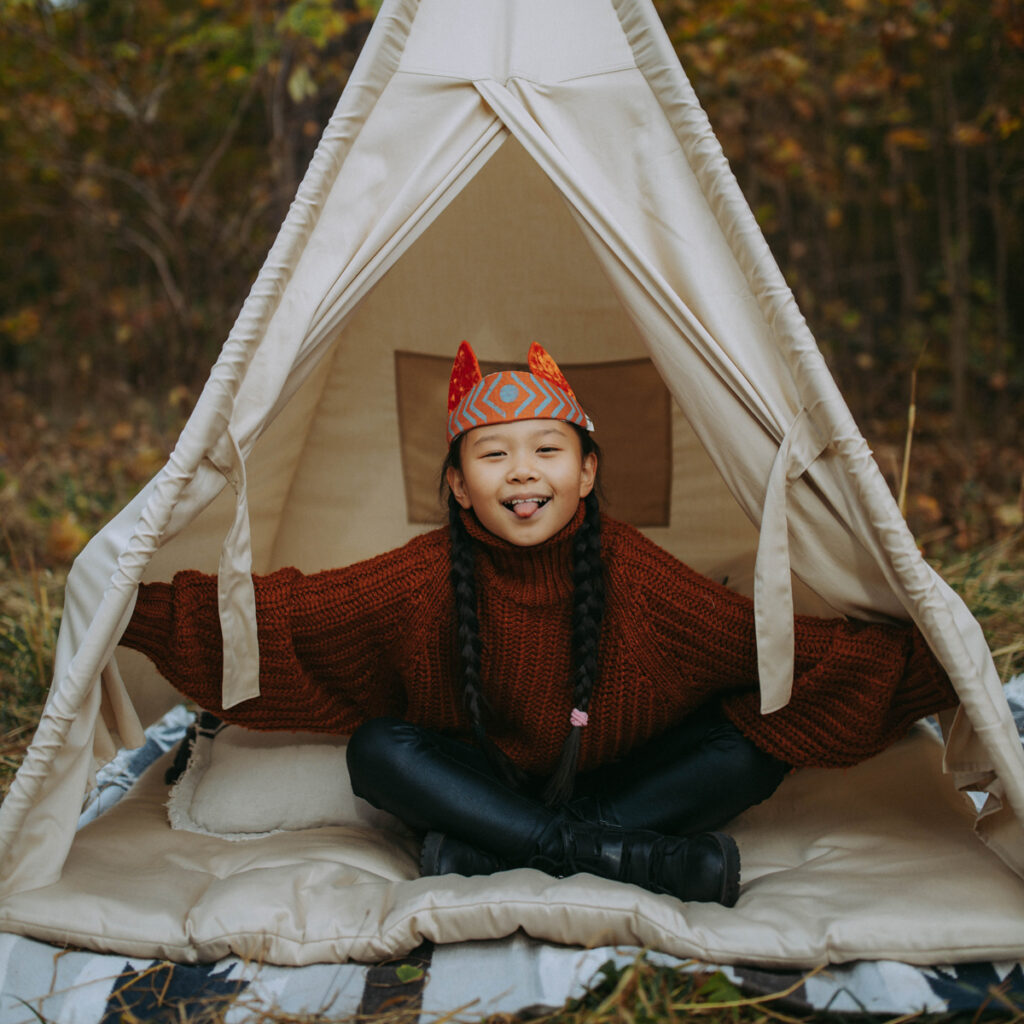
[208,429,260,709]
[753,408,830,714]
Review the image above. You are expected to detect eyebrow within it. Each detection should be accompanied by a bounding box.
[468,427,567,448]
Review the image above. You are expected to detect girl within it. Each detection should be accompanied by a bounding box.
[120,342,957,908]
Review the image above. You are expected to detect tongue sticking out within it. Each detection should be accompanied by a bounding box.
[513,501,542,519]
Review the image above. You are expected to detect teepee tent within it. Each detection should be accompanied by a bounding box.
[2,0,1023,966]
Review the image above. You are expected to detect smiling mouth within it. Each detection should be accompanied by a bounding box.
[503,497,550,519]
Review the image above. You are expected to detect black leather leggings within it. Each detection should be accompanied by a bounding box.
[346,707,789,856]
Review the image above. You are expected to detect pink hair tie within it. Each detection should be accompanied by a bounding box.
[570,708,589,728]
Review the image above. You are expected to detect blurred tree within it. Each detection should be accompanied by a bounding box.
[0,0,376,399]
[657,0,1024,440]
[1,0,1021,441]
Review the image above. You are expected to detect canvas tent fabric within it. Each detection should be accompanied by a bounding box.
[1,0,1023,966]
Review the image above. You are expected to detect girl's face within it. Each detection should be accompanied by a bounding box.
[447,419,597,547]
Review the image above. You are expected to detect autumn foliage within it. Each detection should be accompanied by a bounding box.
[1,0,378,398]
[1,0,1021,439]
[658,0,1024,437]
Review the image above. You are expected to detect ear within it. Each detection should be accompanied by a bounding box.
[446,464,473,509]
[448,341,483,413]
[528,342,578,400]
[578,450,598,498]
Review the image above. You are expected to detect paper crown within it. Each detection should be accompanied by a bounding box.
[446,341,593,443]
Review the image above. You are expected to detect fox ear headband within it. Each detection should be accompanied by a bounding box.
[446,341,594,443]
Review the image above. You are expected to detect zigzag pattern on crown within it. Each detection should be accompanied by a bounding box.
[447,369,589,441]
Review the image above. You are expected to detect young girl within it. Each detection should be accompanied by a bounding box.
[119,342,958,908]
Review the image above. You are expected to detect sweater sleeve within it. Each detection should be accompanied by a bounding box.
[608,519,958,769]
[719,612,958,767]
[119,533,444,733]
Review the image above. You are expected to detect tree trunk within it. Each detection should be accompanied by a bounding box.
[987,143,1011,437]
[933,71,971,439]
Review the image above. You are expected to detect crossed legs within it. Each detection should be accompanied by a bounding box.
[346,707,788,906]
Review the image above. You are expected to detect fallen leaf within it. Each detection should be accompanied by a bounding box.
[47,511,89,563]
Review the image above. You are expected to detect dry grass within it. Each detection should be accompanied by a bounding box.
[935,531,1024,682]
[14,950,1024,1023]
[0,384,189,799]
[534,954,1024,1024]
[537,955,813,1023]
[0,531,64,779]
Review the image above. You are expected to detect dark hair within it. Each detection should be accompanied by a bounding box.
[441,426,605,805]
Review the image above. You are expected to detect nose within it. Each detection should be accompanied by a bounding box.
[507,454,539,483]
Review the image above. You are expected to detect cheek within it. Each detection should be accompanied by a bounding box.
[456,465,496,507]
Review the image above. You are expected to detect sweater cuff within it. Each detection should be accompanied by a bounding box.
[119,581,175,662]
[906,627,959,710]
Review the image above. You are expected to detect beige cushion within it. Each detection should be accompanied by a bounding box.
[6,729,1024,967]
[167,725,407,840]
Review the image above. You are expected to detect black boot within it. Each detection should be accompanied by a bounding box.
[542,820,740,906]
[419,821,740,906]
[419,831,508,877]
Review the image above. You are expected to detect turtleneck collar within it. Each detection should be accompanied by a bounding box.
[459,501,585,603]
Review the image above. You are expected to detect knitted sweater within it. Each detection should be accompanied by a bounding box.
[120,505,957,775]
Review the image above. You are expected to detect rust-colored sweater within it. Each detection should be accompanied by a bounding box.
[120,506,957,775]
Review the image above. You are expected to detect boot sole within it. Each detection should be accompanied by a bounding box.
[714,833,741,908]
[419,830,445,876]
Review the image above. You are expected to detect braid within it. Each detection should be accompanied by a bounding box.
[448,494,485,732]
[448,493,527,790]
[543,489,605,806]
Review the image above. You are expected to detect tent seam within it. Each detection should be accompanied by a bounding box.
[395,64,639,86]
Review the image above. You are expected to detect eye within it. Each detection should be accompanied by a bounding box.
[480,450,506,459]
[537,445,562,454]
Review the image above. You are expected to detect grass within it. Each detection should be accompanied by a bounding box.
[0,540,61,788]
[0,382,190,798]
[544,956,819,1023]
[541,954,1024,1023]
[0,385,1022,1023]
[14,949,1024,1023]
[936,531,1024,682]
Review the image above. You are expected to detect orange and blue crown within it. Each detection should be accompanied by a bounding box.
[446,341,593,443]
